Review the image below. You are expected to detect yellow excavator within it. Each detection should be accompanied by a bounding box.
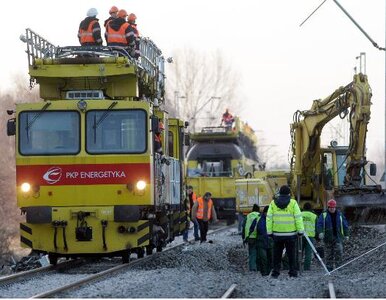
[290,73,386,223]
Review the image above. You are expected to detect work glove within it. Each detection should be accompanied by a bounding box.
[318,233,324,240]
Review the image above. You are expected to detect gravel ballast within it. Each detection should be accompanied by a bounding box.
[1,224,385,298]
[53,224,386,298]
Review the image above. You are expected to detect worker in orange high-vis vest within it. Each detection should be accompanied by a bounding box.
[78,8,103,46]
[127,13,140,58]
[104,6,119,42]
[192,192,218,243]
[106,9,130,47]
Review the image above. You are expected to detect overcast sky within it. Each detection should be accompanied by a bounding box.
[0,0,384,168]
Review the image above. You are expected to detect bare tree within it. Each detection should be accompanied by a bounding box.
[165,48,242,131]
[0,74,39,264]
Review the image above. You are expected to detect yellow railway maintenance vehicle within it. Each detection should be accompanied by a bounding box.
[235,170,289,215]
[6,29,188,264]
[289,73,386,222]
[186,117,263,223]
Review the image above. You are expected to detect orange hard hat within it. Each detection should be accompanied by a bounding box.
[128,13,137,23]
[118,9,128,18]
[327,199,337,208]
[109,6,119,14]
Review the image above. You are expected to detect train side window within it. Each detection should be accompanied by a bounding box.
[168,131,174,157]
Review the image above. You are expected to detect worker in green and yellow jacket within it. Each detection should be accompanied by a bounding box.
[301,202,317,270]
[267,185,304,278]
[242,204,260,271]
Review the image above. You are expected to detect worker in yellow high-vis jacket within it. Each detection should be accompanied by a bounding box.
[242,204,261,271]
[267,185,304,278]
[301,202,317,270]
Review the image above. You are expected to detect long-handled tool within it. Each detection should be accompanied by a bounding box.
[328,240,386,275]
[298,235,303,274]
[304,233,330,275]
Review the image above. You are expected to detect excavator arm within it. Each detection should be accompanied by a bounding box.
[290,73,372,205]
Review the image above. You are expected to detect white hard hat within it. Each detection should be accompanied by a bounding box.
[87,8,98,17]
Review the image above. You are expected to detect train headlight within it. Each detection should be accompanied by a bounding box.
[136,180,146,191]
[21,182,31,193]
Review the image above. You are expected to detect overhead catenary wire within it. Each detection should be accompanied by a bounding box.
[299,0,385,52]
[299,0,328,27]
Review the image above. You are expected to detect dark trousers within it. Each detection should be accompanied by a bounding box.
[247,238,259,271]
[272,236,297,277]
[302,236,315,270]
[197,219,209,242]
[257,238,273,276]
[324,238,343,271]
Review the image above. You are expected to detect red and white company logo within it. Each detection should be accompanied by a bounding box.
[43,167,63,184]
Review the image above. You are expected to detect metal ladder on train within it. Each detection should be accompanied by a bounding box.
[20,28,165,100]
[20,28,57,66]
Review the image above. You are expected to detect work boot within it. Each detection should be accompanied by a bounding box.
[271,271,280,279]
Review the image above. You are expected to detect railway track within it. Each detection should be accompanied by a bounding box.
[0,224,231,298]
[328,280,336,298]
[0,257,122,298]
[221,284,237,298]
[0,259,81,286]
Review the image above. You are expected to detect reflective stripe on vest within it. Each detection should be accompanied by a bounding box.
[244,211,260,239]
[301,211,317,237]
[79,20,98,44]
[266,199,304,235]
[107,23,129,45]
[322,212,344,236]
[196,197,213,220]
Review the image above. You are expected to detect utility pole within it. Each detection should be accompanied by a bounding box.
[174,91,186,118]
[332,0,386,187]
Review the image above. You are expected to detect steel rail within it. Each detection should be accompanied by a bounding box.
[0,265,54,286]
[221,284,237,298]
[30,224,232,298]
[328,280,336,298]
[0,259,81,286]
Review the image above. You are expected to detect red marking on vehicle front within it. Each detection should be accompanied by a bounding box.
[16,163,150,186]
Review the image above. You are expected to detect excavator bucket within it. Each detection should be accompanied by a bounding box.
[335,190,386,224]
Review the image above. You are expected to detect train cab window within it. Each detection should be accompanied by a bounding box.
[19,111,80,155]
[86,110,146,154]
[201,160,228,177]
